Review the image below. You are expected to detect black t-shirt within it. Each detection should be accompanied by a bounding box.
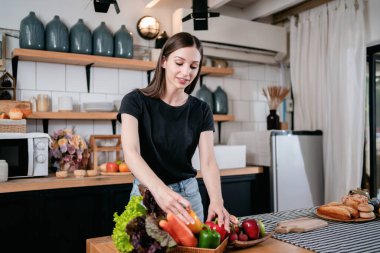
[117,89,214,184]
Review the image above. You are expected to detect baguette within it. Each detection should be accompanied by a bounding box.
[339,205,359,219]
[317,206,351,220]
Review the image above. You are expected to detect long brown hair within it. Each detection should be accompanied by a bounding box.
[140,32,203,98]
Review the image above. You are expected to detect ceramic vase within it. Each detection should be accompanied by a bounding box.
[70,19,92,54]
[196,85,214,113]
[114,25,133,58]
[46,15,69,52]
[19,11,45,50]
[155,31,168,49]
[93,22,113,57]
[267,110,280,130]
[213,86,228,114]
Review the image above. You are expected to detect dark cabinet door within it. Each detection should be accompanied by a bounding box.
[104,184,132,234]
[39,187,107,253]
[198,172,270,219]
[0,191,42,253]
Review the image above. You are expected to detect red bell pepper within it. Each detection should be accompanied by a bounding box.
[204,219,227,241]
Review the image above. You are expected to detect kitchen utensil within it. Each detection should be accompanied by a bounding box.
[275,217,328,233]
[82,102,114,112]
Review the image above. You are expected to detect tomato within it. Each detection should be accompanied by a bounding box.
[187,209,203,234]
[119,162,130,172]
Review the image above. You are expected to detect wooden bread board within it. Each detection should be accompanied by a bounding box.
[275,217,328,234]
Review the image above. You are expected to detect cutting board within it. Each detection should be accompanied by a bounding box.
[275,217,328,234]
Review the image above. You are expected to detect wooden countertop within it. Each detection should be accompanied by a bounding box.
[86,236,311,253]
[0,166,263,194]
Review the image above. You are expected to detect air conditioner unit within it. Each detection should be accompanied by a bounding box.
[173,8,287,64]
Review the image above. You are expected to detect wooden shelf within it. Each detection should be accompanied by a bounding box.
[26,112,233,122]
[12,48,234,79]
[26,112,117,120]
[213,114,234,122]
[12,48,156,71]
[26,112,234,138]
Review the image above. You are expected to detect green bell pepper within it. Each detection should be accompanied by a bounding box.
[198,225,221,249]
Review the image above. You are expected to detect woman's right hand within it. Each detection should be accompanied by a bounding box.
[152,186,195,225]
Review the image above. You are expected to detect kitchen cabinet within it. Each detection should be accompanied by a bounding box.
[0,168,268,253]
[26,112,234,135]
[12,48,234,92]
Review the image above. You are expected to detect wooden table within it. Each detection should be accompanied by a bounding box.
[86,236,311,253]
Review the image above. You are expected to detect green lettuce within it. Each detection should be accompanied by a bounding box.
[112,196,147,253]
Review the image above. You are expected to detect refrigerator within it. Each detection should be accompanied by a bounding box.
[270,130,324,212]
[228,130,324,212]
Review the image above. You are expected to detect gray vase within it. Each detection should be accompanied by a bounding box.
[213,86,228,114]
[70,19,92,55]
[46,15,69,52]
[93,22,113,57]
[196,85,214,113]
[19,11,45,50]
[114,25,133,58]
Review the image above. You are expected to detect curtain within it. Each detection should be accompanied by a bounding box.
[290,0,366,202]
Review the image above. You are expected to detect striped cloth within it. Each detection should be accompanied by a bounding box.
[242,208,380,253]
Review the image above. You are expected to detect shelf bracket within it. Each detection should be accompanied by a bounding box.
[217,121,222,144]
[85,63,94,93]
[111,119,116,135]
[12,56,19,80]
[42,119,49,134]
[147,70,153,84]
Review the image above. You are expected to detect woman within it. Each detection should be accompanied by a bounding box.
[117,32,230,231]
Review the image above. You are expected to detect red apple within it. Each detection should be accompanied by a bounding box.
[242,219,260,240]
[106,162,119,172]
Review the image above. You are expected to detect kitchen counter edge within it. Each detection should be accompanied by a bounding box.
[0,166,263,194]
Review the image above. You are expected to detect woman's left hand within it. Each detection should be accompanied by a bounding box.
[206,202,230,233]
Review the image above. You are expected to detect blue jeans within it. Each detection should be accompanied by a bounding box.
[130,177,204,222]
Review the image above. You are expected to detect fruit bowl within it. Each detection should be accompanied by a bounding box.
[229,231,274,249]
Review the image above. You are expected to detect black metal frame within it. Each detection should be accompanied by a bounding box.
[366,44,380,197]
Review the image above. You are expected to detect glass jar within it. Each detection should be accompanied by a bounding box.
[37,94,50,112]
[0,160,8,182]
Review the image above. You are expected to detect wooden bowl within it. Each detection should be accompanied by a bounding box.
[56,170,68,178]
[229,231,274,249]
[86,169,99,177]
[170,237,228,253]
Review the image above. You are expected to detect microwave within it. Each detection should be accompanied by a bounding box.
[0,132,50,178]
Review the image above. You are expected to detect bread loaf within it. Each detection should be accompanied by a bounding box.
[357,203,374,212]
[359,212,375,219]
[342,194,368,209]
[317,206,351,220]
[339,205,359,219]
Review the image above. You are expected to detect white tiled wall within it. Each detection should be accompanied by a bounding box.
[5,54,289,145]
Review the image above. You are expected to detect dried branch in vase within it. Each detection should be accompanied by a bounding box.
[262,86,290,110]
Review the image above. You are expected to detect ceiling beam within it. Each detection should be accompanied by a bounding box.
[209,0,231,10]
[242,0,306,20]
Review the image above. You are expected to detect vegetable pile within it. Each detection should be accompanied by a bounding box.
[112,186,176,253]
[112,185,265,252]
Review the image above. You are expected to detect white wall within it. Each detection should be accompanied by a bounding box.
[365,0,380,45]
[0,0,287,164]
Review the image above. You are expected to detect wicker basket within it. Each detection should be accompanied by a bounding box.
[0,119,26,133]
[0,100,31,113]
[170,238,228,253]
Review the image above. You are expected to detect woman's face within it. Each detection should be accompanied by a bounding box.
[162,46,201,92]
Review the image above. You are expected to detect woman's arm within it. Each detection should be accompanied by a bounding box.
[121,114,194,224]
[198,130,230,232]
